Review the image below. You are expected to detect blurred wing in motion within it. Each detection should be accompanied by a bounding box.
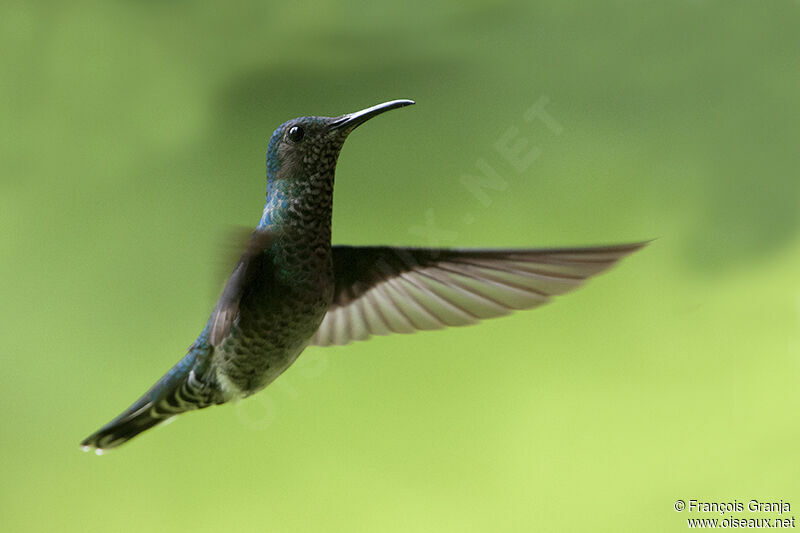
[310,242,647,347]
[209,228,277,346]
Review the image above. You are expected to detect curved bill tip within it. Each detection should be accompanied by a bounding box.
[331,99,415,131]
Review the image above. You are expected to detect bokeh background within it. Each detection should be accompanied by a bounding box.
[2,1,799,531]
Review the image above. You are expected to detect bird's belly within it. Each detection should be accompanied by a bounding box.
[214,287,330,398]
[215,339,309,399]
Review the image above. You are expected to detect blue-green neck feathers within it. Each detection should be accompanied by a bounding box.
[257,118,344,232]
[258,126,288,229]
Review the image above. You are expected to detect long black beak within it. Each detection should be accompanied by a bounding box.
[330,99,415,131]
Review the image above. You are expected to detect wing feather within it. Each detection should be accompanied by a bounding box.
[310,242,647,347]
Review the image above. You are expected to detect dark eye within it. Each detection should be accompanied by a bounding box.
[287,125,304,142]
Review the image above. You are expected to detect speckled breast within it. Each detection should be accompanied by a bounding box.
[215,239,333,396]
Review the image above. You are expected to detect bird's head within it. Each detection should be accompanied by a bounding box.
[265,99,415,183]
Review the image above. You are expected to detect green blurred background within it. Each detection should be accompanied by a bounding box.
[2,1,799,531]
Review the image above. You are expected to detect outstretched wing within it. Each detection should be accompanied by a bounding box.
[209,228,277,346]
[310,242,647,347]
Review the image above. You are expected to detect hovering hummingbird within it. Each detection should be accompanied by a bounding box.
[81,99,645,452]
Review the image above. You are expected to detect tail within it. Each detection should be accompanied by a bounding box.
[80,346,222,453]
[80,398,172,453]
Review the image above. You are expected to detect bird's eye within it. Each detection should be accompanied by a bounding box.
[287,125,304,142]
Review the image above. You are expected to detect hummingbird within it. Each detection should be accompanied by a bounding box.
[80,99,645,452]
